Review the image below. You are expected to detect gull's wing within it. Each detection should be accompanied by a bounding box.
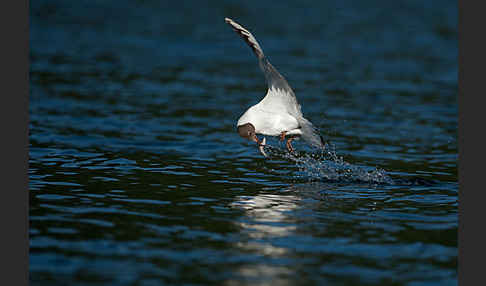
[225,17,325,149]
[224,17,300,116]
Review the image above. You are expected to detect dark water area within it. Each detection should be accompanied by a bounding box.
[30,0,457,285]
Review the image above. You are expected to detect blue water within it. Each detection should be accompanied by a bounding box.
[30,0,457,285]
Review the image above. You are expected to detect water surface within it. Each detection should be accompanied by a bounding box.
[30,1,457,285]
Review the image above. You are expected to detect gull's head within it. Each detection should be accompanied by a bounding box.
[237,123,257,143]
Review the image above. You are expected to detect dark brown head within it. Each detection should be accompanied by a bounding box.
[237,123,258,143]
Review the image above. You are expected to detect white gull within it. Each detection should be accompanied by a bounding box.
[225,18,325,157]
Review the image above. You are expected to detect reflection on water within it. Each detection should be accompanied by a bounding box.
[30,0,457,285]
[230,192,299,282]
[233,193,299,238]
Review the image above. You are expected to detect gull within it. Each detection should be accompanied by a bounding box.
[225,18,325,157]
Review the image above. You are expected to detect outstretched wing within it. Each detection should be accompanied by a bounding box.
[224,18,301,116]
[225,17,325,149]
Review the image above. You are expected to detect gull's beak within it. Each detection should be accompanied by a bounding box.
[252,134,259,144]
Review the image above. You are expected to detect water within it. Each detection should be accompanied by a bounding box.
[29,0,457,285]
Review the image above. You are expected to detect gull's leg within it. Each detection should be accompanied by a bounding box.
[286,138,294,153]
[279,131,286,142]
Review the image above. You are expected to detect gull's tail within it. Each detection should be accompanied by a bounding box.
[298,117,326,150]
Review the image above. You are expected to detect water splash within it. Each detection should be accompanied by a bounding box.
[265,142,394,184]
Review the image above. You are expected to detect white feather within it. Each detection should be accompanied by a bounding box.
[226,18,325,150]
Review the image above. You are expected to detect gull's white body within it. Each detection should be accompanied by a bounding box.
[226,17,324,151]
[237,88,303,137]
